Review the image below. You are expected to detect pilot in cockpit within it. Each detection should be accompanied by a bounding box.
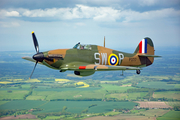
[73,42,91,50]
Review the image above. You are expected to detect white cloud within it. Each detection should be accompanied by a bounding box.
[0,1,180,51]
[0,10,20,18]
[0,5,180,23]
[119,8,180,22]
[6,11,20,17]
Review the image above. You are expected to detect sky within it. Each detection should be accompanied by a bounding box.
[0,0,180,52]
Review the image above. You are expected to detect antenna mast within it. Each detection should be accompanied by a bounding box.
[104,36,105,47]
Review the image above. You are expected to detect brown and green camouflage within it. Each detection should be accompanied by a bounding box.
[23,32,160,77]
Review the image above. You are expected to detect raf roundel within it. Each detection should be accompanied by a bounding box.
[108,54,119,66]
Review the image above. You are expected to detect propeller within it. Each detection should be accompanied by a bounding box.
[29,31,45,79]
[29,31,55,79]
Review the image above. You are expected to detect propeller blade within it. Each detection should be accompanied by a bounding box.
[32,31,39,53]
[29,61,38,79]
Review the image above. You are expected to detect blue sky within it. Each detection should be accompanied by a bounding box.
[0,0,180,51]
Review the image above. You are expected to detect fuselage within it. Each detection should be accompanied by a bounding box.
[41,45,154,70]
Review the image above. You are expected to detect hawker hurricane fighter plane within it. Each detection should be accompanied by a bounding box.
[22,31,160,78]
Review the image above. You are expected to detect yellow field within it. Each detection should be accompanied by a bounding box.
[148,76,169,80]
[25,79,41,82]
[55,79,71,82]
[75,82,89,88]
[0,81,13,84]
[13,79,23,81]
[0,79,41,84]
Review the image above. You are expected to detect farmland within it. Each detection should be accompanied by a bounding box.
[0,100,137,114]
[0,90,29,100]
[0,48,180,119]
[101,84,136,92]
[157,111,180,120]
[84,115,156,120]
[137,81,177,89]
[154,91,180,100]
[136,101,172,108]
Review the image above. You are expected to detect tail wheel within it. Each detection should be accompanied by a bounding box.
[136,70,141,74]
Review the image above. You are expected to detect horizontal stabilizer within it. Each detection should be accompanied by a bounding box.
[138,54,161,57]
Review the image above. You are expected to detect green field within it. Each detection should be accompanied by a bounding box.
[167,102,180,107]
[175,84,180,88]
[46,90,104,100]
[0,90,29,100]
[26,95,46,100]
[137,82,176,89]
[105,93,127,100]
[154,91,180,100]
[105,92,147,100]
[26,85,137,100]
[0,100,137,114]
[21,84,31,89]
[0,101,9,105]
[101,84,136,92]
[26,87,103,100]
[45,116,62,120]
[128,92,147,100]
[157,111,180,120]
[0,100,47,110]
[34,87,101,92]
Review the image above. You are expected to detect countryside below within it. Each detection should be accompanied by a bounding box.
[0,47,180,120]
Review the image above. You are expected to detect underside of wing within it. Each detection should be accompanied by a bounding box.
[84,64,141,71]
[60,62,141,76]
[60,62,141,71]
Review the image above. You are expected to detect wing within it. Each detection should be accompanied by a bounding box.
[60,62,141,71]
[22,57,43,65]
[84,64,141,71]
[22,57,36,62]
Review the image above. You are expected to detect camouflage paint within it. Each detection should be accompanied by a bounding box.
[23,37,159,76]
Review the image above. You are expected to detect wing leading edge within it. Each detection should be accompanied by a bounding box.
[22,58,141,72]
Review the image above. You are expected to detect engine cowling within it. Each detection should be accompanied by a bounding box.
[74,71,95,76]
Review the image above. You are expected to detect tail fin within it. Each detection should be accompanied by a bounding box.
[134,37,161,66]
[134,37,154,55]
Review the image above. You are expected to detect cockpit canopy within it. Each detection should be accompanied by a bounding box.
[73,42,91,50]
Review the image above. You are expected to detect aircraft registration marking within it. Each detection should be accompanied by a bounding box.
[129,58,137,62]
[94,53,124,65]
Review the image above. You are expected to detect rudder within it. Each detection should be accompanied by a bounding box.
[134,37,154,55]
